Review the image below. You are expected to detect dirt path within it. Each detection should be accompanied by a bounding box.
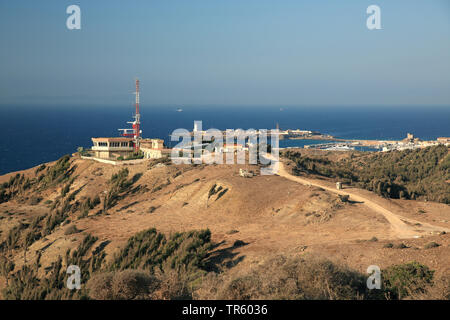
[269,156,450,239]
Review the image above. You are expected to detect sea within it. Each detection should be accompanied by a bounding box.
[0,105,449,175]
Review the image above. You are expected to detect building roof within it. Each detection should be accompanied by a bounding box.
[141,138,164,142]
[92,137,133,142]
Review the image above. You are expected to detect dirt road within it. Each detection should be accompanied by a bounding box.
[269,156,450,239]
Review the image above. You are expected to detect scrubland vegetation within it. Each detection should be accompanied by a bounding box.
[284,145,450,203]
[0,153,448,300]
[0,155,74,205]
[1,226,448,300]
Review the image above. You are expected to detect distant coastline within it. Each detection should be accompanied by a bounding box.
[0,105,449,175]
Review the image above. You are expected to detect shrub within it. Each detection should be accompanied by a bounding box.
[153,268,192,300]
[382,261,434,300]
[103,168,139,211]
[78,209,89,219]
[111,270,157,300]
[424,242,440,249]
[233,240,246,248]
[0,255,15,285]
[411,274,450,300]
[196,255,368,300]
[29,196,43,205]
[110,228,212,274]
[393,243,408,249]
[148,206,158,213]
[87,269,192,300]
[92,196,101,207]
[88,270,158,300]
[43,210,68,235]
[86,272,114,300]
[64,224,80,235]
[125,151,144,160]
[39,154,73,188]
[61,184,70,197]
[3,234,103,300]
[35,164,46,175]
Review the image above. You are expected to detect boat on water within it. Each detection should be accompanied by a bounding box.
[176,108,183,112]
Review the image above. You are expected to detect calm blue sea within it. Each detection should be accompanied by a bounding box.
[0,105,449,175]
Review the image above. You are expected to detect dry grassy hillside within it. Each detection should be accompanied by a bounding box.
[0,152,449,299]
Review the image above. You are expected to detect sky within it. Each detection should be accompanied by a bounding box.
[0,0,449,107]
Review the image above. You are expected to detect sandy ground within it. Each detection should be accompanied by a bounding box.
[0,155,449,292]
[274,157,450,238]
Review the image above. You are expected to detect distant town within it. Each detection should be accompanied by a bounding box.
[279,130,450,152]
[82,80,449,164]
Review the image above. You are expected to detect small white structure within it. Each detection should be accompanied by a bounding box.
[193,122,200,132]
[140,139,171,159]
[239,168,254,178]
[288,129,313,136]
[215,143,244,153]
[336,182,342,190]
[437,137,450,145]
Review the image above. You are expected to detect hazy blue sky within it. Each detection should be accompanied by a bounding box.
[0,0,449,107]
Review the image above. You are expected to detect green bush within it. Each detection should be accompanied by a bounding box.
[110,228,212,274]
[61,184,70,197]
[35,164,46,175]
[2,234,103,300]
[382,261,434,300]
[33,155,75,191]
[125,151,144,160]
[103,168,139,211]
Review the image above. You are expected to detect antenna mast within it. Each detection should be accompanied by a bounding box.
[135,79,141,151]
[118,79,142,152]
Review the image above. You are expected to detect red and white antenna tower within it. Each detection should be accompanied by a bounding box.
[119,79,142,151]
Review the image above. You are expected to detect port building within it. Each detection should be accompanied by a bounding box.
[91,137,134,159]
[140,139,171,159]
